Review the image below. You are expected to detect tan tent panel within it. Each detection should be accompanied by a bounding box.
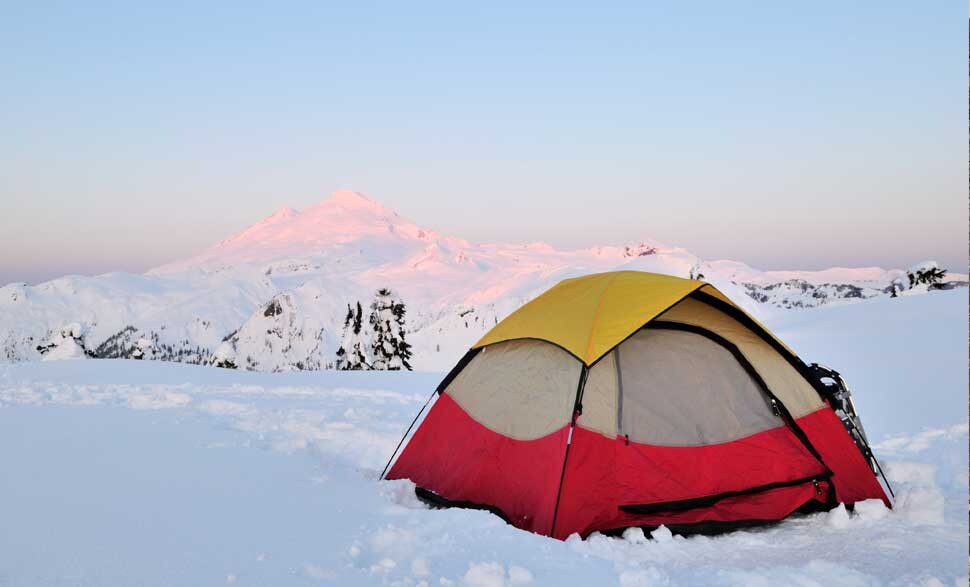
[578,350,619,438]
[579,325,793,446]
[697,284,797,356]
[614,328,783,445]
[656,298,824,418]
[445,339,580,440]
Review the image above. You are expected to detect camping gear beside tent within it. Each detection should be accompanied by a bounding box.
[383,271,891,540]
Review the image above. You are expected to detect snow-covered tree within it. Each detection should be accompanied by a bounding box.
[131,337,155,360]
[890,261,949,298]
[36,323,92,360]
[334,305,354,369]
[907,262,947,288]
[368,288,413,371]
[688,262,705,281]
[335,302,369,370]
[208,340,237,369]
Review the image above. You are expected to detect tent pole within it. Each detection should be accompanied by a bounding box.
[549,365,589,538]
[379,387,438,480]
[872,454,895,499]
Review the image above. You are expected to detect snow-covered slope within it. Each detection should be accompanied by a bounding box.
[1,189,962,371]
[709,259,967,309]
[0,289,965,585]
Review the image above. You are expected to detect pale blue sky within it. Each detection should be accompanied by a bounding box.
[1,1,965,284]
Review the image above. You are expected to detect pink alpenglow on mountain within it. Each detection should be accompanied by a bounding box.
[0,190,963,372]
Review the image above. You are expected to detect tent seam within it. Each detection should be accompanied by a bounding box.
[582,272,622,363]
[584,282,705,369]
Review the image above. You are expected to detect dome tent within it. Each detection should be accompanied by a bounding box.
[383,271,891,539]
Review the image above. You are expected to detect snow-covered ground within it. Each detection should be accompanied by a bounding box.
[0,289,966,585]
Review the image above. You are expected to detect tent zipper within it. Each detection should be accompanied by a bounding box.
[618,472,832,515]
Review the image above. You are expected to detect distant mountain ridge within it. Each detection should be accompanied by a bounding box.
[2,190,963,371]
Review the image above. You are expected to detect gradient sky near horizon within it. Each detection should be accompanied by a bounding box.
[1,1,965,285]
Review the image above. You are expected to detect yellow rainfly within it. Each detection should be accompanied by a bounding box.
[472,270,791,366]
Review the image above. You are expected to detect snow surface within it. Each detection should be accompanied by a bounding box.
[0,289,966,585]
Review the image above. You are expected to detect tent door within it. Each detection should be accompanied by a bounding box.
[609,325,830,509]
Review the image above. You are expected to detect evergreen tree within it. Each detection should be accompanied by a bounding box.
[369,290,394,370]
[369,288,413,371]
[335,302,369,370]
[334,305,353,369]
[900,263,949,294]
[131,337,155,360]
[389,295,413,370]
[909,266,947,287]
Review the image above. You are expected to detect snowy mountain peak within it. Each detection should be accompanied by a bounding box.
[300,189,403,225]
[268,205,300,220]
[316,189,385,211]
[152,190,434,273]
